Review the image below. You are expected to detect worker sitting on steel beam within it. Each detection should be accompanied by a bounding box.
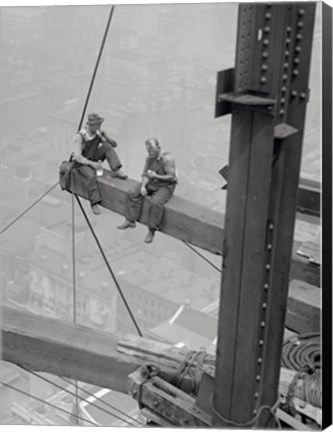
[71,113,128,215]
[118,138,177,244]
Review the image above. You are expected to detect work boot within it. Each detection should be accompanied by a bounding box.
[91,204,101,215]
[111,169,128,179]
[144,230,155,244]
[118,219,136,230]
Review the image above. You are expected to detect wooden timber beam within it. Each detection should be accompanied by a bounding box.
[1,306,212,393]
[2,306,321,426]
[68,171,320,287]
[1,305,138,392]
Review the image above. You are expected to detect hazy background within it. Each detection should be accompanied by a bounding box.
[1,3,321,426]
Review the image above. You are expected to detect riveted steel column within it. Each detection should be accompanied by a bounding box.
[213,3,316,428]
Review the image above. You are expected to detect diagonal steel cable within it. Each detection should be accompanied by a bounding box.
[75,195,143,337]
[1,381,97,426]
[19,366,142,426]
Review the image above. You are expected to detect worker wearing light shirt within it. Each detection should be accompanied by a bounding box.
[118,137,177,244]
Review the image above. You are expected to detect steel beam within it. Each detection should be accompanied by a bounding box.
[213,3,316,428]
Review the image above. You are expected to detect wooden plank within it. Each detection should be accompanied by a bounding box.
[68,172,320,287]
[297,178,320,218]
[286,280,321,333]
[296,241,321,266]
[277,409,314,431]
[1,305,321,427]
[1,305,175,393]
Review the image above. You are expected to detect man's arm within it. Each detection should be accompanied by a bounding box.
[148,154,177,182]
[140,157,150,194]
[99,130,117,148]
[72,134,98,168]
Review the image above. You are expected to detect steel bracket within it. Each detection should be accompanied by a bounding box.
[274,123,298,140]
[219,91,277,116]
[128,365,211,427]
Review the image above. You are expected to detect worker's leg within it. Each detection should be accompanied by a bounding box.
[118,183,143,229]
[74,165,102,206]
[102,142,127,179]
[145,185,175,241]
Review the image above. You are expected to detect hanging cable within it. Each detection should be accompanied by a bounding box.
[18,366,142,426]
[0,6,115,237]
[209,393,281,429]
[0,181,60,235]
[60,376,145,426]
[75,195,143,337]
[77,5,115,131]
[183,241,222,274]
[1,381,97,426]
[70,173,79,425]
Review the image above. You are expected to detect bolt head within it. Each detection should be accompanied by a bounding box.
[280,98,286,104]
[298,21,304,28]
[256,375,261,382]
[286,26,292,33]
[266,264,271,270]
[262,51,269,59]
[281,86,287,92]
[282,74,288,81]
[286,38,291,45]
[296,33,303,41]
[262,302,267,309]
[291,90,298,97]
[263,39,270,46]
[265,12,271,19]
[267,244,272,250]
[294,57,300,65]
[264,26,271,33]
[293,69,299,77]
[261,321,266,328]
[300,92,307,100]
[254,392,259,399]
[279,109,285,115]
[285,50,290,56]
[264,283,269,290]
[295,46,302,53]
[284,62,289,69]
[261,64,268,71]
[299,9,305,16]
[258,357,263,363]
[260,76,267,84]
[253,410,258,416]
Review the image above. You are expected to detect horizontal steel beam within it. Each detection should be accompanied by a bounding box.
[68,170,320,287]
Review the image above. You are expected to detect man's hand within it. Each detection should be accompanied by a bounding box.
[146,170,157,179]
[140,186,147,196]
[90,161,101,170]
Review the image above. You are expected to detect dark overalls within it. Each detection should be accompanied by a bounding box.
[72,132,122,205]
[125,154,177,231]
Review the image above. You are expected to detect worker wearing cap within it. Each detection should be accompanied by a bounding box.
[118,138,177,243]
[72,113,127,215]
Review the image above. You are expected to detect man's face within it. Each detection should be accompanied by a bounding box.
[89,123,102,133]
[146,142,160,158]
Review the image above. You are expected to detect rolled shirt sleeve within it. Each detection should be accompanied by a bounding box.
[141,157,150,177]
[162,154,177,181]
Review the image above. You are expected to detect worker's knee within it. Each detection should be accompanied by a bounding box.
[127,186,141,200]
[77,166,95,180]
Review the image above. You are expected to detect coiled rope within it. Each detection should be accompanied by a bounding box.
[282,333,321,409]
